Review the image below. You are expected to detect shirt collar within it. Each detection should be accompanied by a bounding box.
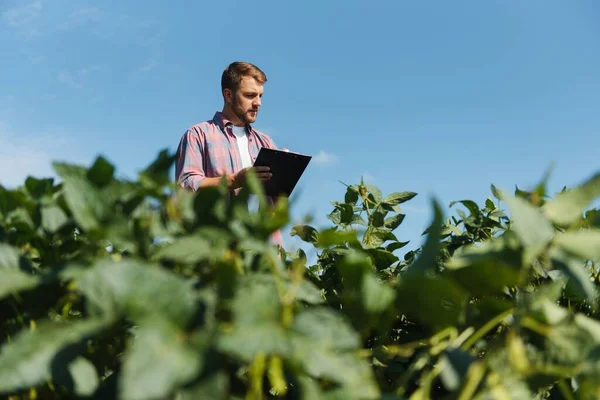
[212,111,254,135]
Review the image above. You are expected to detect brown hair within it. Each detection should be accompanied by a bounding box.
[221,61,267,94]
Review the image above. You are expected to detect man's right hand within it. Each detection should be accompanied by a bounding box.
[230,166,272,189]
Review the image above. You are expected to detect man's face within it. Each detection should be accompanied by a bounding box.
[229,76,264,124]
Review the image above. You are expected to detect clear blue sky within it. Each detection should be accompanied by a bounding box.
[1,0,599,253]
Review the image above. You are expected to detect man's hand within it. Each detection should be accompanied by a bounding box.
[230,166,272,189]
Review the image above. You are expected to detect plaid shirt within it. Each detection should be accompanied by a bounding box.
[175,111,278,190]
[175,111,283,244]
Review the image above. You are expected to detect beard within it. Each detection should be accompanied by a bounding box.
[232,99,258,124]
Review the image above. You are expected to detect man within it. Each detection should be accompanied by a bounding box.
[175,61,283,245]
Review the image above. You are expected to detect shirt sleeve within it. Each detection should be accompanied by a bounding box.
[175,127,205,191]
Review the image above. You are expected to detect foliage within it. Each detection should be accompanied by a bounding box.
[0,149,599,399]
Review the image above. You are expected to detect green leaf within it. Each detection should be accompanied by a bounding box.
[218,324,289,362]
[404,199,443,277]
[525,293,570,325]
[315,228,358,248]
[217,274,288,360]
[386,241,409,252]
[0,319,109,393]
[520,299,600,370]
[337,250,372,287]
[53,356,99,397]
[53,162,106,232]
[439,348,475,391]
[366,185,382,203]
[327,209,342,225]
[232,275,282,325]
[345,185,359,204]
[351,214,367,226]
[140,149,176,186]
[543,173,600,226]
[104,219,138,253]
[543,319,598,367]
[0,243,32,271]
[514,185,530,199]
[6,208,36,234]
[293,307,360,351]
[297,349,379,398]
[491,184,501,200]
[296,280,325,304]
[384,213,406,230]
[382,191,417,206]
[554,229,600,260]
[294,374,323,399]
[396,275,468,331]
[574,312,600,342]
[86,156,115,188]
[501,191,554,262]
[193,185,229,225]
[175,371,229,400]
[240,167,268,212]
[364,228,397,248]
[0,243,38,300]
[291,308,380,398]
[442,222,462,237]
[41,203,68,233]
[361,273,395,314]
[0,186,18,216]
[327,203,355,226]
[446,234,523,295]
[449,200,481,218]
[152,235,213,263]
[587,208,600,228]
[290,225,318,244]
[218,275,325,361]
[454,209,467,224]
[119,317,203,400]
[370,210,386,227]
[0,270,39,301]
[550,248,596,302]
[365,248,399,271]
[68,357,99,397]
[76,259,199,327]
[24,177,54,199]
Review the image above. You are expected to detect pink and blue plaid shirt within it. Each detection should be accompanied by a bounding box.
[175,111,278,190]
[175,111,283,244]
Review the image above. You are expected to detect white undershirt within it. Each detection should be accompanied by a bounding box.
[231,126,253,168]
[231,125,258,212]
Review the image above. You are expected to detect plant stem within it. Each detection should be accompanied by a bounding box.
[557,380,575,400]
[461,308,513,350]
[458,361,486,400]
[520,316,552,336]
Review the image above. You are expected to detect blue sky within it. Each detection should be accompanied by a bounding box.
[1,0,599,254]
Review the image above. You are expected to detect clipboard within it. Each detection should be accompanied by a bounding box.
[253,148,312,197]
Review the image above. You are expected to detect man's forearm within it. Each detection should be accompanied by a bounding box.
[198,174,236,189]
[178,172,239,191]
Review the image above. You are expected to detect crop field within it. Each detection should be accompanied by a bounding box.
[0,150,599,399]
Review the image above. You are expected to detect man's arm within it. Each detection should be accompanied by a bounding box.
[175,128,207,190]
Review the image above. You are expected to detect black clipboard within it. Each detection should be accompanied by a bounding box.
[253,148,311,197]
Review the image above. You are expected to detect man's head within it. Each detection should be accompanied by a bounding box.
[221,61,267,126]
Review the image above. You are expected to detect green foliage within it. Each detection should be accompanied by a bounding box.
[0,150,599,400]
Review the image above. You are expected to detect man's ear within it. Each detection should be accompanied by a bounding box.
[223,88,233,103]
